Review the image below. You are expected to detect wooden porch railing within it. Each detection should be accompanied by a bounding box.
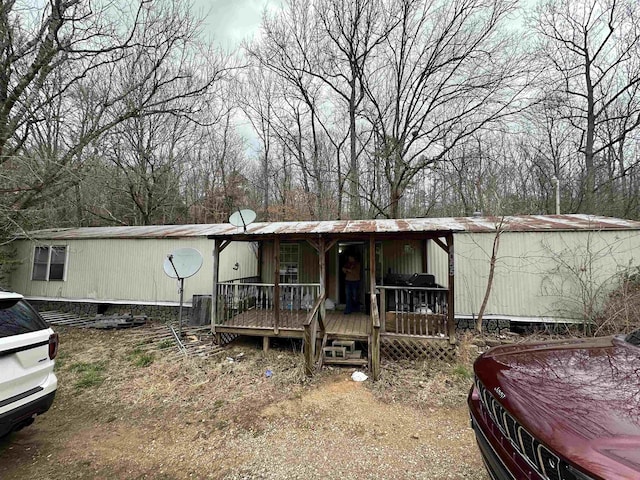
[216,282,320,328]
[377,285,449,336]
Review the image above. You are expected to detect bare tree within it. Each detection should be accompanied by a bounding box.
[254,0,394,219]
[236,65,278,218]
[518,96,585,214]
[361,0,529,218]
[476,218,505,333]
[0,0,231,232]
[533,0,640,213]
[597,81,640,216]
[314,0,395,218]
[185,108,250,224]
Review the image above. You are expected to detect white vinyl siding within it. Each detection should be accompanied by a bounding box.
[428,230,640,322]
[14,239,258,305]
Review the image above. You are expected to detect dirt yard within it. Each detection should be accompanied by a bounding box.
[0,326,489,479]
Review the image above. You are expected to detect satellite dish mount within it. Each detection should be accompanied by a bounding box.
[163,248,203,337]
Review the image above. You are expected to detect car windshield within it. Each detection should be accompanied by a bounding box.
[624,330,640,346]
[0,300,48,338]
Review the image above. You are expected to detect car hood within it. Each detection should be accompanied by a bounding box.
[475,336,640,479]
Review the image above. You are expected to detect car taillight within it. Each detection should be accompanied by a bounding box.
[48,332,59,360]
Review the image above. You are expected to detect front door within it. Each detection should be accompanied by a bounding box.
[337,242,364,309]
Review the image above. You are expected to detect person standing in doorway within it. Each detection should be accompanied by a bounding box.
[342,254,361,314]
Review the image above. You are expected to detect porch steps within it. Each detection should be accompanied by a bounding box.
[322,339,367,366]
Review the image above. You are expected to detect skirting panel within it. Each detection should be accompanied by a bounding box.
[381,336,457,362]
[215,332,240,346]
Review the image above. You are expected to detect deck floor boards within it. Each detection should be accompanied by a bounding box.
[218,309,369,338]
[217,309,446,342]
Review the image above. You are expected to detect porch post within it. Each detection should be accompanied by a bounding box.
[369,235,380,381]
[273,237,280,334]
[318,237,326,325]
[211,239,219,335]
[446,233,456,344]
[369,235,376,306]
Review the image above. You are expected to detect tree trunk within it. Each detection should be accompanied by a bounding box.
[476,223,502,333]
[348,80,360,219]
[74,184,84,226]
[389,184,402,219]
[336,146,343,219]
[584,57,596,213]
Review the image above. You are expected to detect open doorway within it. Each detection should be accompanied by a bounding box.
[337,242,365,310]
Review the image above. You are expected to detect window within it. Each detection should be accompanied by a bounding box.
[279,244,299,284]
[32,246,67,281]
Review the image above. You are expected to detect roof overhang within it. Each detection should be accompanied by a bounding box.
[206,218,461,242]
[15,215,640,241]
[206,214,640,241]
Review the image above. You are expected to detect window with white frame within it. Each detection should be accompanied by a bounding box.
[32,246,68,281]
[279,243,299,284]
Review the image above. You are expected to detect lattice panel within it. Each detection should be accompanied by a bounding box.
[215,332,239,346]
[381,337,457,362]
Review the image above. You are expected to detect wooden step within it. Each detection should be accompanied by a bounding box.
[323,357,368,366]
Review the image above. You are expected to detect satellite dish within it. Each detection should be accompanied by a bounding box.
[163,248,203,279]
[229,208,256,232]
[163,248,203,339]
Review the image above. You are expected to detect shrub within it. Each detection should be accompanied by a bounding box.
[595,277,640,335]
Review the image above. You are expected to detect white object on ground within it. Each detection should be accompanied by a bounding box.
[351,371,368,382]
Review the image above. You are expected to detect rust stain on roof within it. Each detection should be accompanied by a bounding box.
[19,215,640,240]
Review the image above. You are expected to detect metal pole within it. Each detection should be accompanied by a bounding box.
[211,240,219,335]
[178,277,184,337]
[167,254,185,337]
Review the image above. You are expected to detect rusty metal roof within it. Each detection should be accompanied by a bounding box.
[19,215,640,241]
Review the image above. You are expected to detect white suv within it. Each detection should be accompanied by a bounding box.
[0,292,58,437]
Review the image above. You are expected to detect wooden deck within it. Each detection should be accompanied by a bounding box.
[215,307,455,366]
[215,309,369,339]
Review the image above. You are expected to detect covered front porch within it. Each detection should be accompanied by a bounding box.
[208,220,459,380]
[214,282,450,333]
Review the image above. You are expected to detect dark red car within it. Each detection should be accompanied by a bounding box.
[468,332,640,480]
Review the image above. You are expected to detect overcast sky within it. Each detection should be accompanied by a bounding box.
[189,0,284,153]
[193,0,282,49]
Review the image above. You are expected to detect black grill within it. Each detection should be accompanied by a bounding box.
[518,428,538,466]
[476,379,565,480]
[539,445,562,480]
[504,413,519,443]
